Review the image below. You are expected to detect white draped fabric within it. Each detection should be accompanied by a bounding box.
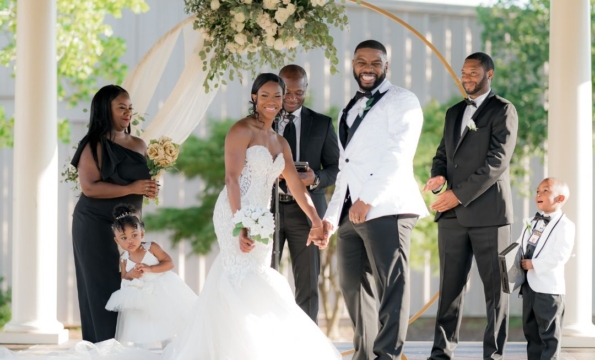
[122,16,218,145]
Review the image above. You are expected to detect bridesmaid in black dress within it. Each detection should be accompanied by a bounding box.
[71,85,159,343]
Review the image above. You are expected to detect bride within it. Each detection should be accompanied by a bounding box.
[162,73,341,359]
[0,74,341,360]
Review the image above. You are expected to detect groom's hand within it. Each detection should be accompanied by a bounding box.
[349,200,371,224]
[322,220,334,240]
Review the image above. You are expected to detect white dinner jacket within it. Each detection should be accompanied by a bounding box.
[324,81,429,230]
[519,211,575,295]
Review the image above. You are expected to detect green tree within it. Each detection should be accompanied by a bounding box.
[476,0,595,178]
[144,119,234,254]
[0,0,150,147]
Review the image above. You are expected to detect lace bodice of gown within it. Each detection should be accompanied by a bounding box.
[213,145,285,286]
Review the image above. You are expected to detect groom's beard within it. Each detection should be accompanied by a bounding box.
[353,69,386,92]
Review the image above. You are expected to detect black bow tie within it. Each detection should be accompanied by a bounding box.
[464,98,477,107]
[533,212,551,224]
[353,90,372,103]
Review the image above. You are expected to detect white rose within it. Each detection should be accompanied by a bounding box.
[265,36,275,47]
[274,8,291,25]
[234,33,248,46]
[242,0,253,3]
[285,37,299,49]
[286,3,296,14]
[263,0,280,10]
[294,19,307,29]
[265,23,278,36]
[231,20,245,32]
[243,218,256,229]
[234,12,246,23]
[227,43,238,53]
[210,0,220,10]
[311,0,326,6]
[274,38,286,50]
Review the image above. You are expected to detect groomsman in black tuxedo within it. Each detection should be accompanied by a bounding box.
[424,52,518,360]
[272,64,339,322]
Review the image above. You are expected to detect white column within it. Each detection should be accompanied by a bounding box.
[0,0,68,344]
[548,0,595,347]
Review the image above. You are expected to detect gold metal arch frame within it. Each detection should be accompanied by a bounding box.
[339,1,466,358]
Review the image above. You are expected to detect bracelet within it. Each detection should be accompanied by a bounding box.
[310,226,323,230]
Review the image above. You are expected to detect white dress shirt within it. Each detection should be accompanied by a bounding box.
[277,106,302,161]
[461,88,491,135]
[346,79,387,128]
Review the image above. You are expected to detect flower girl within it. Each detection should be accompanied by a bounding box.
[105,204,197,347]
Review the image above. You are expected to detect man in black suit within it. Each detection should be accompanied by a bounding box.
[272,64,339,322]
[424,52,518,360]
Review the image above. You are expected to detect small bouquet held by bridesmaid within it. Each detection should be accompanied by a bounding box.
[232,206,275,244]
[146,136,180,204]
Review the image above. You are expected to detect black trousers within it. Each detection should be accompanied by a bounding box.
[522,282,565,360]
[272,201,320,322]
[430,218,510,360]
[337,213,418,360]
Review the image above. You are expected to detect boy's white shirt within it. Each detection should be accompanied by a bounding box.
[518,210,575,295]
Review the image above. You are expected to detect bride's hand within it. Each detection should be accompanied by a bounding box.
[308,226,328,250]
[239,228,255,253]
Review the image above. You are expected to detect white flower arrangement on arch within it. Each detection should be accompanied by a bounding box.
[184,0,349,91]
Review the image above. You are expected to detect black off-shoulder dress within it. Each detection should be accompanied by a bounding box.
[71,137,150,343]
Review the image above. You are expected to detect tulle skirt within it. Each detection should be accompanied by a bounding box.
[105,271,197,345]
[162,256,341,360]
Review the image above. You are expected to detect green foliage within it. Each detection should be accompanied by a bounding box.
[476,0,595,177]
[410,98,457,271]
[0,108,13,148]
[143,119,234,254]
[184,0,348,91]
[0,0,150,148]
[0,277,11,329]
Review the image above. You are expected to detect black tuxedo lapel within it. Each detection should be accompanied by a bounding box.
[339,97,358,149]
[345,90,388,148]
[299,107,313,160]
[454,91,496,155]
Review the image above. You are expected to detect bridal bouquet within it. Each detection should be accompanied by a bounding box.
[146,136,180,204]
[232,206,275,244]
[184,0,348,91]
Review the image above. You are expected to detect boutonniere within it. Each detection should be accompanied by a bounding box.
[467,119,478,131]
[525,220,532,232]
[358,96,375,118]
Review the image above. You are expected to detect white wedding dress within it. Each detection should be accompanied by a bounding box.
[162,145,341,359]
[0,145,341,360]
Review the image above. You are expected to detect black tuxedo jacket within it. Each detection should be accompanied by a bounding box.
[295,106,340,217]
[431,91,518,227]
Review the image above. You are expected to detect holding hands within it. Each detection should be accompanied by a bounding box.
[307,222,328,250]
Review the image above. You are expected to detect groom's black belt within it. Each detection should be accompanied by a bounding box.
[279,194,296,203]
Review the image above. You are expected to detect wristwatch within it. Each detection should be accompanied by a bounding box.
[309,174,320,190]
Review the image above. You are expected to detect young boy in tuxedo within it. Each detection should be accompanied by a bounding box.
[520,177,575,360]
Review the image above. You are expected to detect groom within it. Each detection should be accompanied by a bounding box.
[323,40,428,360]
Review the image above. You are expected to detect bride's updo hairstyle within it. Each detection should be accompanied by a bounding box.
[249,73,286,119]
[112,203,144,233]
